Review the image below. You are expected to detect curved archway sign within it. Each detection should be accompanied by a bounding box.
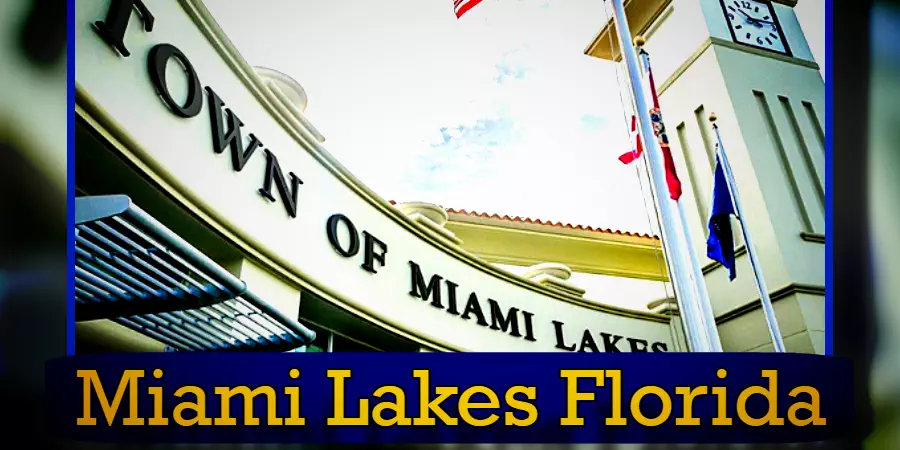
[75,0,680,353]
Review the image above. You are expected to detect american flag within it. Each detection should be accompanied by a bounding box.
[454,0,484,18]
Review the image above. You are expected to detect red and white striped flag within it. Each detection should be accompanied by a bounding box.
[454,0,484,18]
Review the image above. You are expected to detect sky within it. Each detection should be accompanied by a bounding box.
[205,0,825,235]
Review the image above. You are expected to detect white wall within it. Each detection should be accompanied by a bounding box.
[640,0,711,84]
[793,0,826,77]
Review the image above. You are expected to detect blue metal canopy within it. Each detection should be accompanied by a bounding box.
[74,195,316,352]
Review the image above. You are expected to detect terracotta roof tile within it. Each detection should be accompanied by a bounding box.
[445,207,659,239]
[387,200,658,240]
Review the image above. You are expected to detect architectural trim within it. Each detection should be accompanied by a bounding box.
[800,232,826,244]
[299,317,384,352]
[771,0,798,7]
[584,0,673,61]
[445,207,658,239]
[658,37,820,95]
[715,283,825,324]
[709,37,820,69]
[446,211,668,281]
[585,0,799,62]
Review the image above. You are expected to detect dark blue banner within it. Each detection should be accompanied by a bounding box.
[46,352,851,444]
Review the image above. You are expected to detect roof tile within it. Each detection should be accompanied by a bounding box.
[388,200,659,240]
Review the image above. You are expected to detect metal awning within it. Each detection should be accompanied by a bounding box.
[74,195,316,352]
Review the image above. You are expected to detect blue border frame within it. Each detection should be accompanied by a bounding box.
[824,0,833,357]
[67,0,76,356]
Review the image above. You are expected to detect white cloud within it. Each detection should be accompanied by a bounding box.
[205,0,659,234]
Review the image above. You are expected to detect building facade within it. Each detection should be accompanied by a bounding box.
[585,0,825,353]
[74,0,823,355]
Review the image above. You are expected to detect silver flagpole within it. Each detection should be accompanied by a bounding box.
[607,0,715,352]
[676,183,724,350]
[710,114,787,352]
[635,47,724,352]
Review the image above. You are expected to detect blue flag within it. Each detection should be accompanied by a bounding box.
[707,153,737,280]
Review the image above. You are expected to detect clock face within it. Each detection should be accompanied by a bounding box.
[720,0,791,56]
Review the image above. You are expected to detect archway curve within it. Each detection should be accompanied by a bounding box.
[73,0,680,353]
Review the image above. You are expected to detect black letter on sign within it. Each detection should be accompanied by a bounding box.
[578,331,600,353]
[487,299,521,338]
[147,44,202,118]
[206,87,262,171]
[361,231,387,274]
[327,214,360,257]
[552,320,576,351]
[626,337,649,352]
[259,150,303,218]
[444,280,459,315]
[521,311,536,342]
[599,332,623,353]
[93,0,154,57]
[461,293,489,327]
[408,261,442,309]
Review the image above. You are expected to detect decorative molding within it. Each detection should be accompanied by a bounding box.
[408,213,464,246]
[715,283,825,324]
[446,219,669,282]
[711,37,819,68]
[800,232,825,244]
[583,0,673,61]
[522,262,573,281]
[530,274,587,298]
[394,201,449,226]
[658,37,820,96]
[394,202,465,246]
[523,263,587,297]
[446,207,659,240]
[647,297,678,316]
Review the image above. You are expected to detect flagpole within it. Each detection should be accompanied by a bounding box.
[675,188,724,350]
[710,114,787,352]
[635,47,724,352]
[636,139,713,353]
[607,0,715,352]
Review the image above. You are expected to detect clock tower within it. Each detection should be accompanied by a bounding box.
[719,0,793,56]
[585,0,826,353]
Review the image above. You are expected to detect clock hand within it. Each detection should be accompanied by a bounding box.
[734,8,775,25]
[734,8,753,19]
